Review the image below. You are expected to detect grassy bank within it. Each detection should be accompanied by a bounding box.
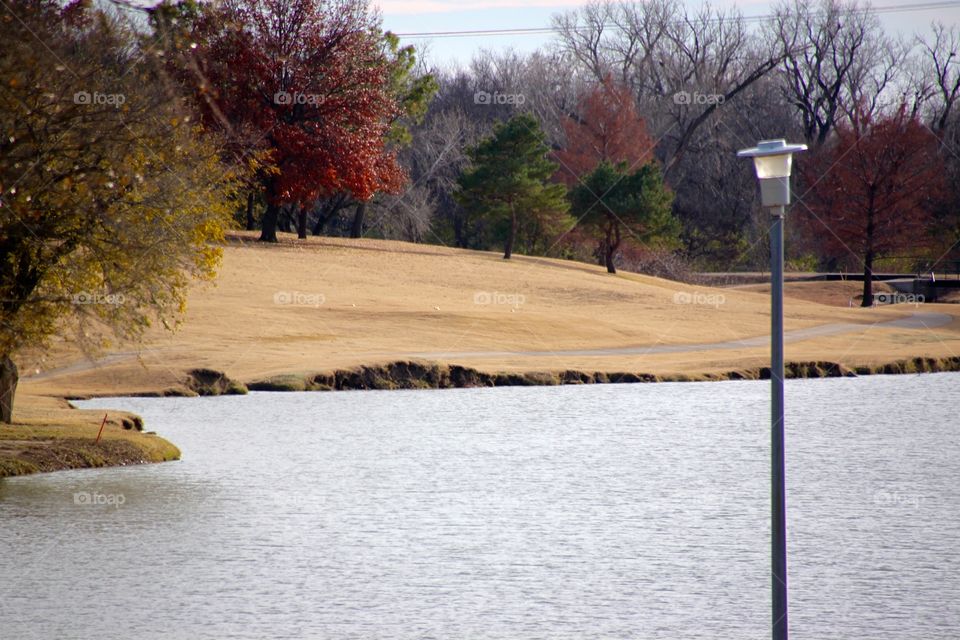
[169,355,960,396]
[0,393,180,478]
[18,231,960,397]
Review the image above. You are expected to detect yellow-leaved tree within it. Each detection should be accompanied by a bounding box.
[0,0,247,421]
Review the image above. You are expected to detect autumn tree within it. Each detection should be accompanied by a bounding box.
[156,0,404,242]
[0,0,244,422]
[800,105,946,305]
[554,76,655,186]
[456,114,571,259]
[569,162,679,274]
[346,32,439,239]
[291,31,437,240]
[552,1,785,267]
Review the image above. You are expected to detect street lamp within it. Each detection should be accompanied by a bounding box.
[737,139,807,640]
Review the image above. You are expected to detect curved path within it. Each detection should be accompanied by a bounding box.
[23,350,151,381]
[410,312,954,360]
[23,312,954,381]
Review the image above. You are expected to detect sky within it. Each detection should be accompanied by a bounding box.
[374,0,960,69]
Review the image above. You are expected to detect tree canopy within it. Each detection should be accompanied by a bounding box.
[801,105,946,305]
[0,0,245,421]
[570,161,679,274]
[554,76,655,186]
[155,0,405,241]
[456,114,571,259]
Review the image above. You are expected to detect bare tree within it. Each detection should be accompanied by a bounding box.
[655,3,784,173]
[511,50,588,148]
[841,33,907,125]
[916,22,960,133]
[669,75,802,267]
[772,0,885,145]
[551,0,677,93]
[551,1,621,81]
[405,106,485,247]
[364,185,436,242]
[553,1,783,176]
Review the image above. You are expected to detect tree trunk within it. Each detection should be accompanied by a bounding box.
[0,354,17,424]
[297,205,308,239]
[862,249,875,307]
[604,219,619,274]
[259,201,279,242]
[350,202,367,239]
[605,245,617,274]
[278,205,292,233]
[503,207,517,260]
[862,203,876,307]
[245,192,256,231]
[312,210,328,236]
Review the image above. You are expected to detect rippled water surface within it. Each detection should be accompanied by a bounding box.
[2,373,959,639]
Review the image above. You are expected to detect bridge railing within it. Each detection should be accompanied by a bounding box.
[872,256,960,280]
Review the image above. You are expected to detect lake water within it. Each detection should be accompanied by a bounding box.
[2,374,959,639]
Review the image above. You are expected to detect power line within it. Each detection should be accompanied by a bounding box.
[393,0,960,39]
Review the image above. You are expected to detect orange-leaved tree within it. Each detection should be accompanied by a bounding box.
[154,0,405,242]
[554,75,655,187]
[800,104,946,306]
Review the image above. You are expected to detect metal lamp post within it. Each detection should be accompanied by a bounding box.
[737,139,807,640]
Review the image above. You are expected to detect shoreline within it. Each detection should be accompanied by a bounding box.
[5,354,959,479]
[63,354,960,399]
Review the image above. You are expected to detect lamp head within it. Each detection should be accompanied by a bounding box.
[737,139,808,207]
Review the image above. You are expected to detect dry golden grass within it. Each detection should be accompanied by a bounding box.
[17,230,960,398]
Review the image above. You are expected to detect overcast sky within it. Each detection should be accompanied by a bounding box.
[374,0,960,69]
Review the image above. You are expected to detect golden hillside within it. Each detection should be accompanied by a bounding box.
[18,231,960,398]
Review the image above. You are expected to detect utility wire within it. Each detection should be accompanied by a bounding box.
[394,0,960,39]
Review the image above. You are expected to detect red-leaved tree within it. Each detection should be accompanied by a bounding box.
[156,0,404,241]
[800,105,946,306]
[554,76,655,186]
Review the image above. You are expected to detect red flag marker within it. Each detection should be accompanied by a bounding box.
[95,413,108,444]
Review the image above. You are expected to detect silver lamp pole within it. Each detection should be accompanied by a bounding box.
[737,139,807,640]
